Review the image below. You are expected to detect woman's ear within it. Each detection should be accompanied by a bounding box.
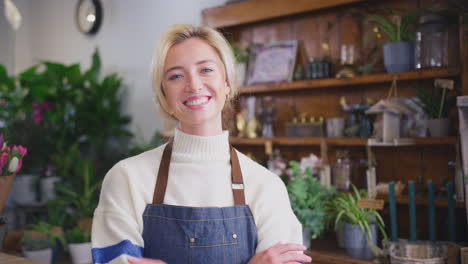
[225,79,231,95]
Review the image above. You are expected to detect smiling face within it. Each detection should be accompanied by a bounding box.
[162,37,230,136]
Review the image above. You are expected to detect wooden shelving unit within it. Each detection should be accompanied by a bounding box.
[239,68,460,94]
[305,239,374,264]
[229,136,458,147]
[202,0,368,28]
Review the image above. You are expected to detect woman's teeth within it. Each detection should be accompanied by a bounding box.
[185,97,209,106]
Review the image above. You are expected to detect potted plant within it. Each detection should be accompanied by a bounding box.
[368,9,420,73]
[22,221,65,264]
[22,233,54,264]
[66,227,92,264]
[0,132,28,213]
[55,157,101,231]
[332,185,388,259]
[414,83,456,137]
[287,158,337,248]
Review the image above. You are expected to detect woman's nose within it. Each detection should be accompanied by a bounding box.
[185,73,202,92]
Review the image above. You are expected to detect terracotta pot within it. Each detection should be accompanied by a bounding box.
[0,174,16,214]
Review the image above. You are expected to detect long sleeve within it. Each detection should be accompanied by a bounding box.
[91,162,145,264]
[238,151,303,253]
[251,173,303,253]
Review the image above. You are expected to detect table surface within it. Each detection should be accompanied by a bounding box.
[0,252,45,264]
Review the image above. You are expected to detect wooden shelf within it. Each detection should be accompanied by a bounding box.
[378,194,465,208]
[202,0,368,28]
[229,137,457,147]
[239,68,460,94]
[305,239,374,264]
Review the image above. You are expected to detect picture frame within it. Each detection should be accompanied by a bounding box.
[246,40,298,85]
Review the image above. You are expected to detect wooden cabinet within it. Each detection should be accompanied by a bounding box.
[202,0,468,253]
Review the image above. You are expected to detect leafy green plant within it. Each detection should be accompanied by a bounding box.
[22,234,53,251]
[47,198,69,227]
[287,161,337,239]
[55,158,101,222]
[414,84,456,119]
[332,185,387,242]
[368,9,420,42]
[0,49,132,177]
[66,227,91,244]
[23,221,66,250]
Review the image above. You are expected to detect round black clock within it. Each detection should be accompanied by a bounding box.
[75,0,102,35]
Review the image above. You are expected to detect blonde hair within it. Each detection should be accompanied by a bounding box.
[151,24,238,120]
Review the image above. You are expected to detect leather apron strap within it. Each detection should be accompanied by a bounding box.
[153,138,246,205]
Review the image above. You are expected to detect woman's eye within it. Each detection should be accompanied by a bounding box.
[168,74,182,80]
[201,68,213,73]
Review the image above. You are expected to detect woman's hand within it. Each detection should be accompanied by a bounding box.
[127,256,167,264]
[247,242,312,264]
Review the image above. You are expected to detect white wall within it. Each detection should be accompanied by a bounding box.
[2,0,226,141]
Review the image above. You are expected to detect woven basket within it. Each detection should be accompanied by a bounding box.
[389,240,448,264]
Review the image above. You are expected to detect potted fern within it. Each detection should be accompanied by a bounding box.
[333,185,387,259]
[368,9,420,73]
[287,160,337,248]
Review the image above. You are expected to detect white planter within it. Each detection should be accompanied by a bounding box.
[69,242,92,264]
[13,175,38,205]
[23,248,52,264]
[40,177,60,202]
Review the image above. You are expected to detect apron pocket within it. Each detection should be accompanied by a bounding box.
[189,235,238,264]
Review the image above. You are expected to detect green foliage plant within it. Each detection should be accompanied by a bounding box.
[0,49,132,176]
[22,234,53,251]
[368,9,420,42]
[23,221,66,250]
[333,185,387,242]
[414,84,456,119]
[287,161,337,239]
[66,227,91,244]
[55,158,101,222]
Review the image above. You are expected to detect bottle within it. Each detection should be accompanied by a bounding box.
[332,150,351,191]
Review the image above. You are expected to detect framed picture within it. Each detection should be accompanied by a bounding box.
[246,40,298,85]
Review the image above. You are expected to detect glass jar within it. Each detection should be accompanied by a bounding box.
[332,150,351,191]
[415,12,459,69]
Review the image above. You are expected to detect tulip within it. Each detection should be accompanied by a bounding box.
[7,156,19,174]
[0,152,9,169]
[11,145,27,157]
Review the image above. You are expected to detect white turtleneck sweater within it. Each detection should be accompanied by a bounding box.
[91,129,302,264]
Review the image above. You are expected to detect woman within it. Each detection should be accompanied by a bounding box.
[91,24,311,264]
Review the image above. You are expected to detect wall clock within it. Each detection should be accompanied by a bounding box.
[75,0,102,35]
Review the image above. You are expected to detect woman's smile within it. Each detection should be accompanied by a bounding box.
[183,95,212,109]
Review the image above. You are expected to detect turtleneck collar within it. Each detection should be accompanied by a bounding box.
[172,128,230,157]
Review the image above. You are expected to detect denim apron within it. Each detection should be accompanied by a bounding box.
[142,140,258,264]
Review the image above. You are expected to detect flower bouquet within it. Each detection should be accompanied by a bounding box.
[0,132,27,213]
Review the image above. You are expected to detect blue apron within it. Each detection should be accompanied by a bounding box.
[142,140,258,264]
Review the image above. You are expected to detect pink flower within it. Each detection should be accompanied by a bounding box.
[42,102,52,111]
[11,145,27,156]
[0,152,9,169]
